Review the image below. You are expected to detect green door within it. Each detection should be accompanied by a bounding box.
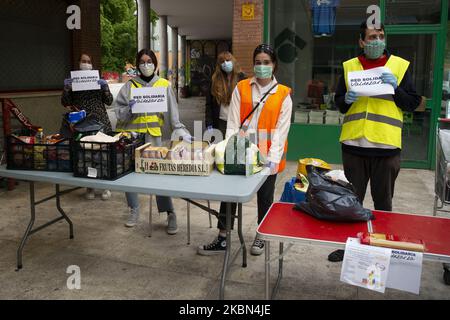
[383,0,448,169]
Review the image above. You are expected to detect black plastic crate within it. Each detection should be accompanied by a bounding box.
[6,135,72,172]
[72,133,143,180]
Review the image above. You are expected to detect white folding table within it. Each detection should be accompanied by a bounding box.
[0,165,269,299]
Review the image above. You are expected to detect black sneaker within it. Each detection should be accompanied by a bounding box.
[328,249,345,262]
[197,235,227,256]
[250,237,265,256]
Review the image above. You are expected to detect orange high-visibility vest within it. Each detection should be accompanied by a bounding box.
[237,79,291,173]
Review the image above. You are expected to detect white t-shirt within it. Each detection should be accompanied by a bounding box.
[219,103,229,121]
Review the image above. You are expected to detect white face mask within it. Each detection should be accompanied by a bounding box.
[79,63,92,71]
[139,63,155,77]
[221,61,233,73]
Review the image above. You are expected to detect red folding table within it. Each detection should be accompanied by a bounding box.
[257,202,450,299]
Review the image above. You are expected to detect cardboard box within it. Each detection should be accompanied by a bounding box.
[135,141,216,176]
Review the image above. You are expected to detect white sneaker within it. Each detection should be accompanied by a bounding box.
[85,189,95,200]
[125,208,140,227]
[101,190,111,200]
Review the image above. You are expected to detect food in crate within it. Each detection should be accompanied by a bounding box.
[7,132,72,171]
[135,140,215,176]
[139,141,207,161]
[141,146,170,159]
[73,131,142,180]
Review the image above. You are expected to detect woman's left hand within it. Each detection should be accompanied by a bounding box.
[265,161,277,175]
[98,79,109,89]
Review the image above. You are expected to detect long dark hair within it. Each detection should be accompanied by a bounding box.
[253,44,278,73]
[136,49,158,73]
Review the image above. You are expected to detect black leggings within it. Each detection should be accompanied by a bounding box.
[217,174,277,230]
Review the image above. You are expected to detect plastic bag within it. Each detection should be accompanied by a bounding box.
[324,170,349,183]
[297,158,331,176]
[280,177,306,203]
[294,167,374,222]
[60,113,104,139]
[215,133,263,175]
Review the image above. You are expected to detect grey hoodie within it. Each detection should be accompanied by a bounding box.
[114,75,189,140]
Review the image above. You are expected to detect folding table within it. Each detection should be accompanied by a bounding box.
[257,202,450,299]
[0,165,269,299]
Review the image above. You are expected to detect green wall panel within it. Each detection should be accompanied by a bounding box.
[287,124,342,164]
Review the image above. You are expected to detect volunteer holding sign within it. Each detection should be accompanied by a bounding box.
[61,53,113,201]
[115,49,191,234]
[328,22,421,262]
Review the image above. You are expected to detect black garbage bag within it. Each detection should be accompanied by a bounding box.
[294,167,374,222]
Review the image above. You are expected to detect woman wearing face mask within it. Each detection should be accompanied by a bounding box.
[205,51,245,137]
[198,44,292,256]
[61,53,113,201]
[115,49,191,234]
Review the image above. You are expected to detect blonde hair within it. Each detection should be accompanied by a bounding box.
[211,51,241,105]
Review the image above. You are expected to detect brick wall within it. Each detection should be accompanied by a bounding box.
[232,0,264,77]
[72,0,102,71]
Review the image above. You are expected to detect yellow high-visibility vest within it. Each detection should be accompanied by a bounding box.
[340,55,410,148]
[116,78,169,136]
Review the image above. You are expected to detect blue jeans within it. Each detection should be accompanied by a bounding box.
[126,192,174,212]
[125,133,174,213]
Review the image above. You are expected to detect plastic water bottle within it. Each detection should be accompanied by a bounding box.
[36,128,45,144]
[245,147,253,177]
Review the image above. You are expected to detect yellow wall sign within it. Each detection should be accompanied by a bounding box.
[242,3,255,20]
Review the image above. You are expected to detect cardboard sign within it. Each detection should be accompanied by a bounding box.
[131,87,168,113]
[71,70,101,91]
[135,142,215,176]
[348,67,395,97]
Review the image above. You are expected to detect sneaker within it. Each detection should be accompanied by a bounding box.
[328,249,345,262]
[250,237,265,256]
[85,189,95,200]
[166,211,178,235]
[101,189,111,200]
[125,207,139,227]
[197,235,227,255]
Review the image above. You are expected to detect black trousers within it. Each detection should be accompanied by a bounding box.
[217,174,277,230]
[342,150,401,211]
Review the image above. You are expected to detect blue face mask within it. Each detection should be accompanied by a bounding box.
[221,61,233,73]
[364,39,386,60]
[254,65,273,79]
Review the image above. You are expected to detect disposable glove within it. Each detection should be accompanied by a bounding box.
[64,78,73,89]
[129,99,136,109]
[265,161,277,175]
[182,134,193,144]
[97,79,109,89]
[344,90,358,104]
[381,72,398,90]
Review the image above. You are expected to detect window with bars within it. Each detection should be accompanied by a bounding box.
[0,0,72,92]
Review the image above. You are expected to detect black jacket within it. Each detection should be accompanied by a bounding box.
[205,72,246,128]
[335,52,421,157]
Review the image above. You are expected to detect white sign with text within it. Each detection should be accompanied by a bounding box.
[340,238,391,293]
[71,70,100,91]
[348,67,395,97]
[386,249,423,294]
[131,87,168,113]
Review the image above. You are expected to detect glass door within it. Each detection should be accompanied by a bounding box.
[383,0,447,168]
[386,33,437,164]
